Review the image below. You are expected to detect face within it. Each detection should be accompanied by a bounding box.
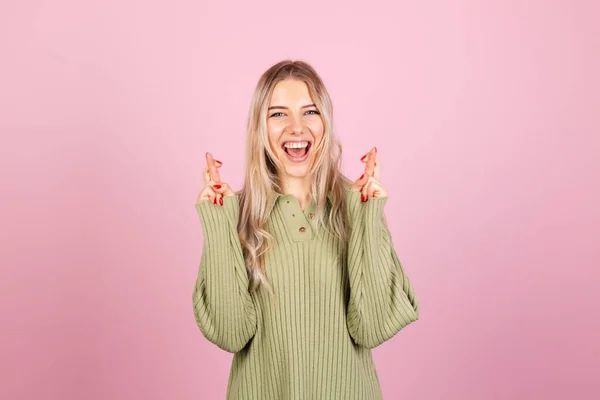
[267,79,324,179]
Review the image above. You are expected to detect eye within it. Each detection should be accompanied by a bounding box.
[306,110,320,115]
[269,112,284,117]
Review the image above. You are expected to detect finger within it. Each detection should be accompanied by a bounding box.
[360,179,371,202]
[211,182,235,197]
[364,147,376,178]
[350,172,370,192]
[197,185,217,204]
[203,161,223,185]
[367,177,389,198]
[366,177,377,200]
[360,152,380,181]
[203,166,210,185]
[206,152,222,183]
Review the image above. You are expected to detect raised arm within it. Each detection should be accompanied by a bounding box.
[345,189,419,348]
[192,153,257,353]
[193,195,257,353]
[345,148,419,349]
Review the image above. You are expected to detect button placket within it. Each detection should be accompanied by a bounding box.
[303,197,317,230]
[282,195,314,242]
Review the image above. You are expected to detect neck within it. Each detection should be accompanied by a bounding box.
[279,174,311,208]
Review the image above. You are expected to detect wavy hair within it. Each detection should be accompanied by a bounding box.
[235,60,353,298]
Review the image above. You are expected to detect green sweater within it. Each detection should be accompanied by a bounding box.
[193,186,419,399]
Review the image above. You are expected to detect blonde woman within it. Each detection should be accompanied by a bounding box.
[193,60,419,399]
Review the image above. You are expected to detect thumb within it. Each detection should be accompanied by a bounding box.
[350,173,369,192]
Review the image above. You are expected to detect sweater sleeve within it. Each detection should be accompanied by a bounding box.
[345,188,419,349]
[193,195,257,353]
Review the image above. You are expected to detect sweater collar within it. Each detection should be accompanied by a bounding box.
[272,191,334,206]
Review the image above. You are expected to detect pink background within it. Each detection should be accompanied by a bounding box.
[1,1,599,399]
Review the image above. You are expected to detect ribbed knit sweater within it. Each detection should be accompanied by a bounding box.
[193,186,419,399]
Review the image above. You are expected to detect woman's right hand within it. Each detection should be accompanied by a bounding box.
[197,152,235,205]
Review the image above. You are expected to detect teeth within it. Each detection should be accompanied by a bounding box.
[283,141,309,149]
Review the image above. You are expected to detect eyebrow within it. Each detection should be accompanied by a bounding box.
[268,103,317,111]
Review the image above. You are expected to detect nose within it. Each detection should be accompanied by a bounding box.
[288,114,305,135]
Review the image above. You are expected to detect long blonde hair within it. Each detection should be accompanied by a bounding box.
[236,60,352,296]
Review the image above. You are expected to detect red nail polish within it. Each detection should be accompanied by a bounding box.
[360,154,367,161]
[213,184,222,189]
[219,197,223,206]
[360,174,365,179]
[215,160,222,165]
[361,194,365,202]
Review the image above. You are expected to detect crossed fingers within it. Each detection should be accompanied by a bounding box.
[203,152,222,185]
[350,146,388,201]
[197,152,234,205]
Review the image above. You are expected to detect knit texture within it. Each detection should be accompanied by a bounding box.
[193,187,419,399]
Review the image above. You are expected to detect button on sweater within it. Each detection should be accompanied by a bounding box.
[193,186,419,399]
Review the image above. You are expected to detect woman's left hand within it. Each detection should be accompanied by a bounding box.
[350,146,388,202]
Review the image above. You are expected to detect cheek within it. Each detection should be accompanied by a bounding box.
[267,125,282,151]
[267,120,284,135]
[309,120,325,141]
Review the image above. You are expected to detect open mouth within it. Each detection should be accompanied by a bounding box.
[282,140,312,162]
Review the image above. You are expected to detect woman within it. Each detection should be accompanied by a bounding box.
[193,60,419,399]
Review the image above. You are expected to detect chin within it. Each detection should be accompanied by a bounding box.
[282,163,311,178]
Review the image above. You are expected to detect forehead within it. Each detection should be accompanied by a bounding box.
[270,79,313,104]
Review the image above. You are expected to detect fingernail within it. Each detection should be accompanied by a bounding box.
[219,197,223,206]
[213,184,222,189]
[360,173,365,180]
[215,160,222,165]
[360,154,367,161]
[361,194,365,202]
